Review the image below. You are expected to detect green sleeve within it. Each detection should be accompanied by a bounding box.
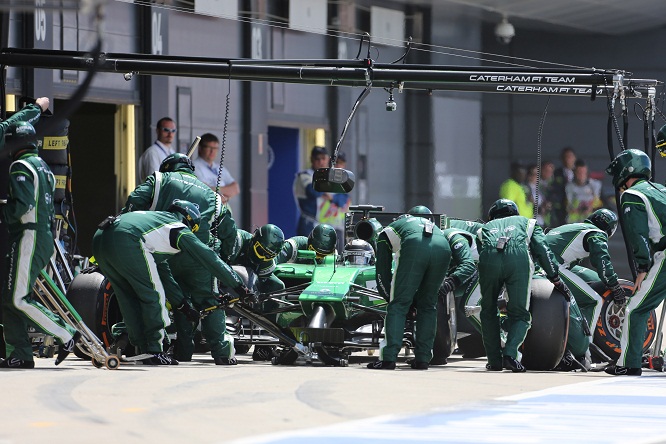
[529,223,559,279]
[1,162,35,225]
[276,241,295,264]
[0,104,41,149]
[375,232,393,301]
[621,192,651,271]
[447,233,477,287]
[176,230,245,289]
[585,232,619,287]
[215,209,238,257]
[123,174,157,213]
[156,261,185,307]
[257,274,285,293]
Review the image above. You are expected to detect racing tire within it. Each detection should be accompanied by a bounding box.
[454,296,485,359]
[67,268,123,352]
[432,291,457,364]
[590,279,657,361]
[521,279,569,371]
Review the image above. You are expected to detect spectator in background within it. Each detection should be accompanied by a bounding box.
[294,146,331,236]
[193,133,239,204]
[318,152,352,252]
[540,160,555,227]
[551,147,576,227]
[566,159,603,223]
[526,164,549,227]
[499,162,533,218]
[138,117,177,182]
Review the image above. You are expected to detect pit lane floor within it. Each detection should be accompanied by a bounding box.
[0,352,663,444]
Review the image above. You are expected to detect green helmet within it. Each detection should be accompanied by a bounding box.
[605,149,651,189]
[657,124,666,157]
[6,121,38,158]
[585,208,618,237]
[167,199,201,232]
[160,153,195,173]
[408,205,432,215]
[488,199,519,221]
[308,224,337,257]
[250,224,285,263]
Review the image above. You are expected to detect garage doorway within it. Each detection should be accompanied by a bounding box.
[59,101,117,257]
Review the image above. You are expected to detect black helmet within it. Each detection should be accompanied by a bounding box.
[585,209,618,237]
[250,224,285,263]
[408,205,432,215]
[6,121,38,158]
[343,239,375,265]
[307,224,337,258]
[160,153,195,173]
[168,199,201,232]
[606,149,651,189]
[488,199,519,221]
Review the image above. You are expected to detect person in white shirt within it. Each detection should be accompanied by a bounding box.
[193,132,239,204]
[138,117,177,182]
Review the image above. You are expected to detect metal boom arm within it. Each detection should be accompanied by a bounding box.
[0,48,660,98]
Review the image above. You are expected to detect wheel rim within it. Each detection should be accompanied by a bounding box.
[604,301,626,341]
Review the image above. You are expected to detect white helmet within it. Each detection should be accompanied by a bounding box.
[343,239,375,265]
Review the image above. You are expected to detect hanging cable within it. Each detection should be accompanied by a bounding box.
[215,62,232,199]
[210,61,233,246]
[604,76,636,280]
[533,96,550,221]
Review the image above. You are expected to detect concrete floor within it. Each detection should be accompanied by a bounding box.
[0,350,617,444]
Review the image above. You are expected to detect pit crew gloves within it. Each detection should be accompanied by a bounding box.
[608,282,626,305]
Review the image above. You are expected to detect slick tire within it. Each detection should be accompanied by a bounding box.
[590,279,656,361]
[432,291,457,364]
[454,296,485,359]
[521,279,569,371]
[67,268,123,352]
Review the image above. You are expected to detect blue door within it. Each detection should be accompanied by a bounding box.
[268,126,300,238]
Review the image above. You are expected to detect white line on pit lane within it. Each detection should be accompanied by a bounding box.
[233,373,666,444]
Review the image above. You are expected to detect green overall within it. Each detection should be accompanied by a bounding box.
[376,215,451,363]
[1,153,76,361]
[441,228,477,293]
[125,171,237,361]
[220,230,285,294]
[92,211,243,354]
[545,223,619,357]
[447,219,483,329]
[478,216,559,367]
[276,236,309,264]
[617,180,666,368]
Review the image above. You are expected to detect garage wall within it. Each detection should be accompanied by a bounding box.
[481,25,666,277]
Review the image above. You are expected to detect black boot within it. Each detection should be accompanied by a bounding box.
[410,360,429,370]
[366,360,396,370]
[0,357,35,369]
[55,331,82,365]
[503,356,526,373]
[142,353,179,365]
[252,345,276,361]
[214,356,238,365]
[604,364,641,376]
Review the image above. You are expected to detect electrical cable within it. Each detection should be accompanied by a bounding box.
[533,96,550,221]
[215,62,232,201]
